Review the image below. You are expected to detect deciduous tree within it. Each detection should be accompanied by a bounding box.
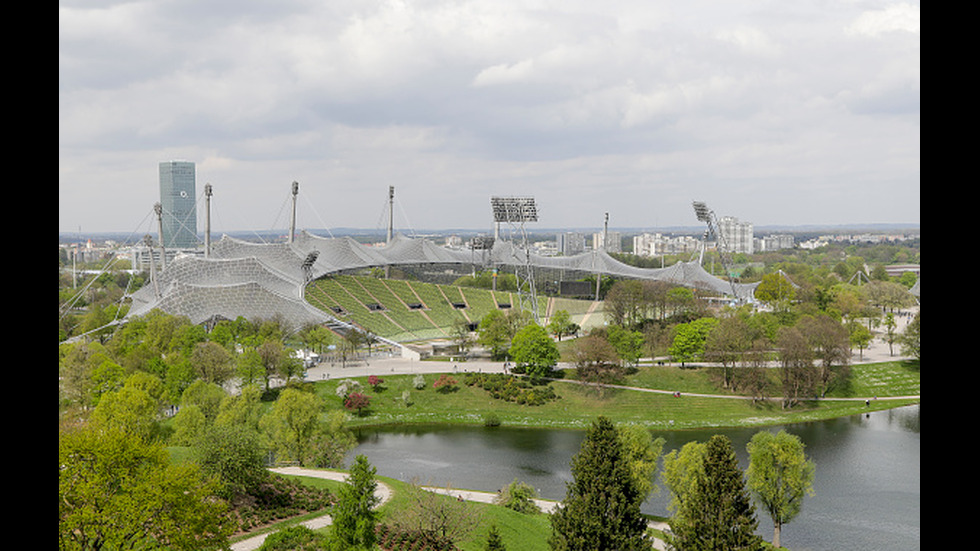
[263,387,323,466]
[509,323,559,380]
[59,424,234,550]
[746,430,815,549]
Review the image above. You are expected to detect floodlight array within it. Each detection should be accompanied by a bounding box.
[491,196,538,223]
[692,201,712,223]
[470,235,495,250]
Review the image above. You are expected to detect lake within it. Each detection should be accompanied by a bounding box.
[349,404,919,550]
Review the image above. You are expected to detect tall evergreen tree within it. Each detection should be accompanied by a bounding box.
[330,454,380,550]
[549,416,648,551]
[668,435,763,551]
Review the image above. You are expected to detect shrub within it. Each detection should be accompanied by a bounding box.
[413,374,427,390]
[432,374,458,393]
[344,392,371,415]
[494,479,541,514]
[463,373,559,406]
[483,413,501,427]
[258,525,327,551]
[368,375,385,390]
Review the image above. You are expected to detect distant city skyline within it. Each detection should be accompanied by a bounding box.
[60,1,919,234]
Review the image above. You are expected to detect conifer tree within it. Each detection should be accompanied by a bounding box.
[549,416,648,551]
[667,434,763,551]
[330,454,380,550]
[485,524,506,551]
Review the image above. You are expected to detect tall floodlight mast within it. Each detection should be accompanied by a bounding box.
[491,196,539,323]
[692,200,741,301]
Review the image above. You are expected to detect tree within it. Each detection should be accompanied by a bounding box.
[494,478,541,514]
[190,341,235,385]
[478,309,519,360]
[776,326,816,409]
[215,384,265,433]
[668,317,718,366]
[344,392,371,416]
[662,440,707,519]
[616,424,665,501]
[605,280,647,329]
[485,524,507,551]
[572,332,623,397]
[450,317,474,357]
[746,430,815,549]
[263,387,324,466]
[606,324,645,367]
[882,312,899,357]
[330,454,380,550]
[194,423,269,499]
[848,322,873,361]
[549,416,648,551]
[667,434,763,551]
[311,410,357,468]
[754,272,796,310]
[704,315,752,390]
[797,314,850,396]
[298,323,334,355]
[509,323,559,380]
[90,379,162,441]
[547,309,576,341]
[394,479,482,548]
[171,404,207,445]
[901,311,920,359]
[180,379,226,424]
[59,424,234,550]
[256,339,292,391]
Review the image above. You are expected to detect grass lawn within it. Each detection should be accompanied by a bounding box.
[374,475,553,551]
[314,360,919,431]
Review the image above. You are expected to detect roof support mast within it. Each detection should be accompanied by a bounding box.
[289,181,299,244]
[385,186,394,278]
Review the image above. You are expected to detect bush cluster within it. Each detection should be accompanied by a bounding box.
[375,524,459,551]
[463,373,559,406]
[234,475,335,534]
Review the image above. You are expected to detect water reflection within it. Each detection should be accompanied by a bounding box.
[350,405,919,551]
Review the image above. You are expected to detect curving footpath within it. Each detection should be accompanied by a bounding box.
[233,468,672,550]
[423,486,671,550]
[230,467,393,551]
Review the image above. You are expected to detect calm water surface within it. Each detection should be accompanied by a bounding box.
[349,405,919,551]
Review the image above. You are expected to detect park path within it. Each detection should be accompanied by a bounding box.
[229,467,392,551]
[423,486,671,550]
[233,468,671,551]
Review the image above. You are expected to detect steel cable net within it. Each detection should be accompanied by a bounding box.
[125,231,758,327]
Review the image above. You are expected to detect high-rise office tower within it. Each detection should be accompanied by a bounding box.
[158,161,198,249]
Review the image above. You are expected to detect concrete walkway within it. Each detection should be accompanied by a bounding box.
[423,485,671,550]
[232,467,670,551]
[229,467,393,551]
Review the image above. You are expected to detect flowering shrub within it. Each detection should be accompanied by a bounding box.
[368,375,385,390]
[343,392,370,415]
[432,374,458,393]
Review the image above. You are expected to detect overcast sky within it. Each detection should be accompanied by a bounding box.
[59,0,919,235]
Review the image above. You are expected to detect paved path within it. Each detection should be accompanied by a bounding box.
[232,468,672,550]
[230,467,393,551]
[423,486,670,550]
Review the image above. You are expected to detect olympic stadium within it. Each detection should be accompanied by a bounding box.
[100,186,762,352]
